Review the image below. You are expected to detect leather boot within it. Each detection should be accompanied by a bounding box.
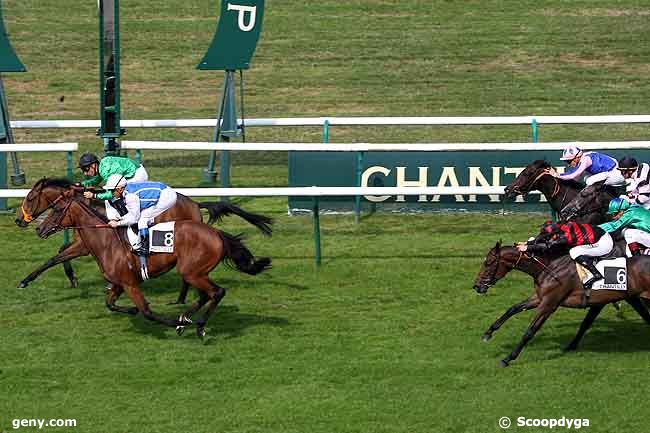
[575,255,602,289]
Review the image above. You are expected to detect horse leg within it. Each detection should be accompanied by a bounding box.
[482,297,539,342]
[168,279,191,305]
[183,276,226,339]
[122,285,182,328]
[500,300,559,367]
[563,305,605,352]
[625,297,650,325]
[18,239,88,289]
[105,285,138,315]
[175,291,210,336]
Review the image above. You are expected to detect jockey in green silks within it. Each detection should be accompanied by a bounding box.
[600,197,650,256]
[78,153,149,220]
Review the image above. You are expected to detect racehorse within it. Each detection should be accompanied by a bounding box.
[36,189,271,337]
[473,241,650,367]
[15,178,272,304]
[559,182,618,223]
[504,160,582,214]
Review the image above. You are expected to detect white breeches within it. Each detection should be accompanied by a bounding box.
[623,228,650,247]
[585,169,625,186]
[137,188,177,230]
[569,232,613,259]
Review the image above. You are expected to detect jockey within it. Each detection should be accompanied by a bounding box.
[599,197,650,256]
[78,153,149,220]
[554,144,624,186]
[104,174,177,256]
[618,156,650,209]
[518,220,613,289]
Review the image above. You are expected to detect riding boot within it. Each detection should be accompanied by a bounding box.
[136,228,150,256]
[629,242,642,257]
[575,255,603,290]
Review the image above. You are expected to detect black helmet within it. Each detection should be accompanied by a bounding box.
[618,155,638,170]
[78,153,99,169]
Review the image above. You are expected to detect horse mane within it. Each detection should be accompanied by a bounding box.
[558,178,585,190]
[73,194,108,223]
[40,177,73,189]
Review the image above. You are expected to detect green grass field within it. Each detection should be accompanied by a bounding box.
[2,1,650,432]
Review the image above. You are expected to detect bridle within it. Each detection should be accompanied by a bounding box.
[480,247,561,289]
[510,168,560,199]
[20,182,50,223]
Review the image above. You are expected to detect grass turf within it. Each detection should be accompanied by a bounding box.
[2,0,650,432]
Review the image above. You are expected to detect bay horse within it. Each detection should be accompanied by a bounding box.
[503,160,604,224]
[559,182,618,223]
[15,178,272,304]
[473,241,650,367]
[36,189,271,337]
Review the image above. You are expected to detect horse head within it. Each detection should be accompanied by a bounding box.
[559,182,615,223]
[15,177,74,228]
[473,240,523,294]
[36,189,79,239]
[504,160,551,199]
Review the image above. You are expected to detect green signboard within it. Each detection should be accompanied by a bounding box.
[288,150,650,213]
[198,0,265,70]
[0,1,25,72]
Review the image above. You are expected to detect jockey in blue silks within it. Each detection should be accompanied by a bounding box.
[555,144,624,186]
[104,174,177,255]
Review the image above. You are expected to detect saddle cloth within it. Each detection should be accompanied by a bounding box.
[126,221,176,254]
[576,257,627,291]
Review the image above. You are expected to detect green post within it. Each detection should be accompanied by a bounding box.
[531,118,538,143]
[135,148,142,165]
[312,197,321,266]
[98,0,124,155]
[323,119,329,143]
[355,151,364,223]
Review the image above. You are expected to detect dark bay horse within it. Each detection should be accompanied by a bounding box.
[504,160,583,216]
[473,242,650,367]
[37,190,271,337]
[559,182,618,223]
[15,178,272,304]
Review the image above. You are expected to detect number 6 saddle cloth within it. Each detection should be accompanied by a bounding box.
[126,221,176,254]
[576,257,627,291]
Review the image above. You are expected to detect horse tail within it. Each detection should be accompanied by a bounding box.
[199,202,273,236]
[219,231,272,275]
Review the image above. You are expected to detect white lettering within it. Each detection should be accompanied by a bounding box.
[468,166,500,202]
[395,167,428,202]
[517,417,526,426]
[432,167,463,202]
[361,166,391,202]
[227,3,257,32]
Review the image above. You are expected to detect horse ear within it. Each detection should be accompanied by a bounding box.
[64,189,75,198]
[495,240,502,249]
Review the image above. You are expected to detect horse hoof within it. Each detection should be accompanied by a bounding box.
[178,314,193,325]
[175,326,185,336]
[70,278,78,289]
[481,333,492,342]
[197,328,206,339]
[17,281,27,289]
[500,359,510,368]
[563,344,577,353]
